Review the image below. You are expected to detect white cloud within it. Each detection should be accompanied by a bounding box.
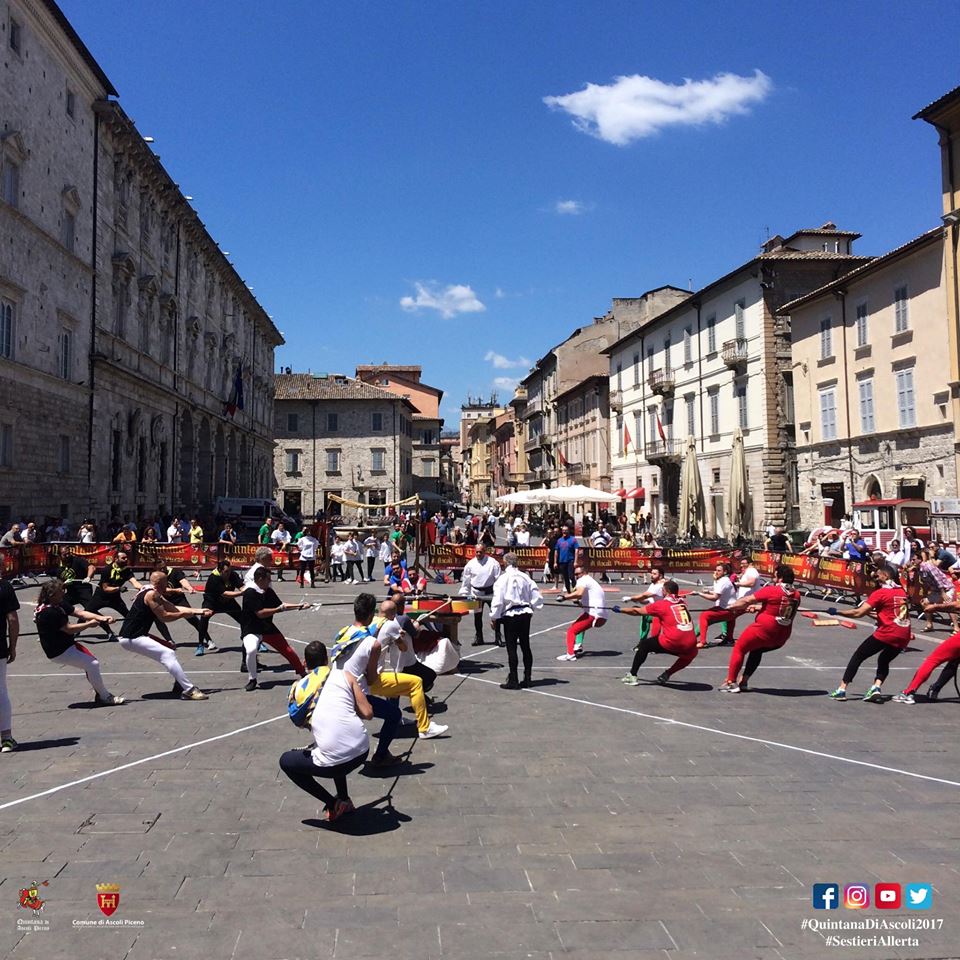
[543,69,772,146]
[485,350,531,370]
[493,376,520,391]
[554,199,590,215]
[494,287,506,299]
[399,282,486,319]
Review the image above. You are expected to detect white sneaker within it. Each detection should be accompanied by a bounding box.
[556,653,577,661]
[419,721,448,739]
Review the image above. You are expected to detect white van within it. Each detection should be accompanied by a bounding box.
[213,498,297,536]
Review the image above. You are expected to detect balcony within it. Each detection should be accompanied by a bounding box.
[609,389,623,412]
[721,338,748,368]
[648,369,675,395]
[524,434,552,453]
[524,395,543,415]
[645,439,683,463]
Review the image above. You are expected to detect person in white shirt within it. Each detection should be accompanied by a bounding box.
[557,563,607,661]
[885,539,905,569]
[514,524,530,547]
[243,547,276,588]
[490,552,543,688]
[329,540,345,582]
[735,558,761,600]
[459,543,502,646]
[377,534,393,573]
[279,640,372,821]
[363,534,378,582]
[270,523,292,581]
[167,517,183,543]
[296,530,319,588]
[697,561,738,647]
[342,535,362,584]
[623,566,666,605]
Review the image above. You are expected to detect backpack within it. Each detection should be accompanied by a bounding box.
[287,666,331,727]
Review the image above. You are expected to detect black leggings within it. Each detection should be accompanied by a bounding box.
[298,558,315,582]
[366,557,376,580]
[279,748,368,808]
[400,659,437,694]
[85,591,129,617]
[630,634,668,674]
[196,600,243,645]
[931,658,959,693]
[503,613,533,680]
[842,635,901,685]
[473,594,501,642]
[742,647,774,681]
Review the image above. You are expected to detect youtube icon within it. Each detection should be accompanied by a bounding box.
[875,883,902,909]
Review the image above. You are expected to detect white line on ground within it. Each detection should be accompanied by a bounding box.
[457,674,960,789]
[0,714,287,812]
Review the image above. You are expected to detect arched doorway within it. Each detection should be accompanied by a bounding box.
[179,410,194,508]
[863,475,882,500]
[197,418,212,507]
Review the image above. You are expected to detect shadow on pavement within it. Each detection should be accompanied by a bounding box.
[361,760,434,779]
[303,800,412,835]
[13,737,80,752]
[654,680,713,692]
[746,688,831,698]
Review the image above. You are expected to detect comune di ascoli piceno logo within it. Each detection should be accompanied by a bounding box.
[71,883,146,929]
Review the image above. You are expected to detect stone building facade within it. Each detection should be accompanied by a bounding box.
[554,375,611,490]
[273,373,415,517]
[0,0,281,526]
[784,228,955,530]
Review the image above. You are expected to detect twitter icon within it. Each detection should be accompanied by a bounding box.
[905,884,932,910]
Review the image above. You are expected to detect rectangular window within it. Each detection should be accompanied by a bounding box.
[372,412,383,431]
[61,209,76,253]
[136,437,146,491]
[858,379,875,433]
[371,448,385,472]
[646,346,654,374]
[0,423,12,467]
[0,298,13,358]
[8,17,21,53]
[286,413,298,432]
[327,412,338,432]
[855,301,868,347]
[632,352,640,387]
[59,328,72,380]
[158,442,168,492]
[894,285,909,333]
[706,315,716,353]
[734,300,746,339]
[896,369,916,427]
[709,392,719,435]
[616,362,622,390]
[284,450,301,473]
[685,396,695,436]
[735,383,747,429]
[647,408,657,443]
[66,89,76,117]
[819,316,833,359]
[111,430,122,491]
[423,459,435,477]
[663,337,671,372]
[326,448,341,472]
[819,388,837,441]
[683,327,693,364]
[633,410,642,447]
[2,159,19,208]
[712,467,721,485]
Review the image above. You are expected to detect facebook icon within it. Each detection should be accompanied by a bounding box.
[813,883,840,909]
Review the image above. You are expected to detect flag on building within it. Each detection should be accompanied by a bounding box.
[657,414,666,442]
[225,363,245,417]
[623,421,632,454]
[558,449,569,467]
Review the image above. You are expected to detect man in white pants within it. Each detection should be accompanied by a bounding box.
[117,572,213,700]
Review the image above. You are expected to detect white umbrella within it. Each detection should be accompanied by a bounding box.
[725,427,751,541]
[496,490,547,505]
[678,435,705,538]
[542,484,617,504]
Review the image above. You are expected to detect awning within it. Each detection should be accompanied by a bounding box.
[615,487,628,498]
[625,487,645,500]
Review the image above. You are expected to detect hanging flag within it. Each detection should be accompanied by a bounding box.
[558,449,569,467]
[657,413,666,442]
[623,421,632,454]
[225,363,245,417]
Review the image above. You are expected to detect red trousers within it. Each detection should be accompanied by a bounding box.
[261,632,306,677]
[699,608,739,645]
[725,624,787,683]
[905,631,960,694]
[566,613,604,655]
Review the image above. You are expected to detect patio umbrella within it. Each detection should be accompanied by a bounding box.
[542,484,617,504]
[678,435,705,538]
[725,427,751,541]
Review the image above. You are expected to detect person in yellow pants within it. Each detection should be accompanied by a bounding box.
[373,600,448,740]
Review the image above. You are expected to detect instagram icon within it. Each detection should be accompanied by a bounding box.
[844,884,870,909]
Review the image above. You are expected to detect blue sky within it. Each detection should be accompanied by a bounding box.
[61,0,958,425]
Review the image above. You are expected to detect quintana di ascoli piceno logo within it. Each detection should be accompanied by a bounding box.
[18,880,49,915]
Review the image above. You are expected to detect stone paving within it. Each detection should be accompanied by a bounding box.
[1,573,959,959]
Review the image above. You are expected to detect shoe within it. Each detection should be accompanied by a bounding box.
[718,681,740,693]
[556,653,577,661]
[499,677,520,690]
[93,694,125,707]
[472,639,485,647]
[258,643,269,654]
[419,721,448,739]
[244,679,258,692]
[0,737,17,752]
[519,678,532,688]
[828,688,846,700]
[862,684,883,703]
[737,679,748,692]
[495,638,505,647]
[574,647,584,658]
[655,672,670,685]
[719,638,735,646]
[195,644,205,657]
[368,752,403,768]
[927,686,940,702]
[620,673,640,686]
[171,681,183,697]
[205,640,217,652]
[181,687,208,700]
[893,692,915,704]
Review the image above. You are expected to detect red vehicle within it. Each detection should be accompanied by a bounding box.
[851,499,931,551]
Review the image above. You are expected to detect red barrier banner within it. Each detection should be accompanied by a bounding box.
[660,548,743,574]
[0,548,18,577]
[751,551,872,595]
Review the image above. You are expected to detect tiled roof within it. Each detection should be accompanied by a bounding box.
[758,250,869,260]
[274,373,414,406]
[913,84,960,120]
[355,364,422,373]
[779,227,943,313]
